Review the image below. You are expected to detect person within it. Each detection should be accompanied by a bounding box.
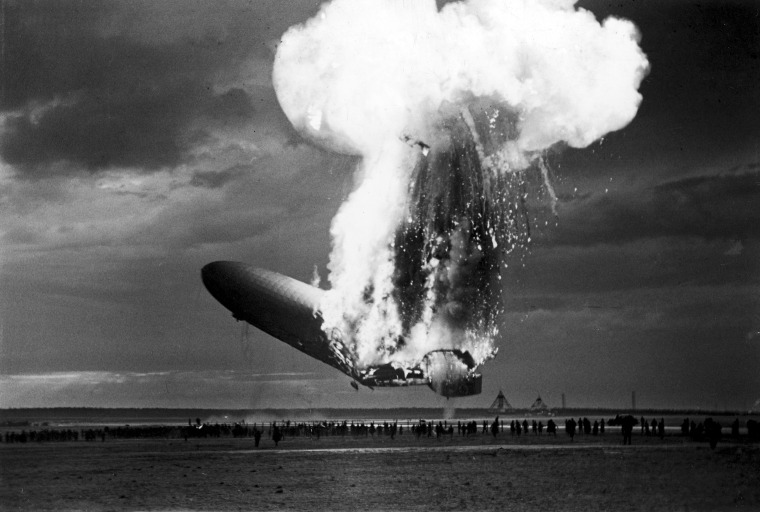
[566,418,576,440]
[621,415,636,445]
[254,428,262,447]
[491,417,499,438]
[272,425,283,447]
[658,418,665,439]
[705,418,721,449]
[547,419,556,436]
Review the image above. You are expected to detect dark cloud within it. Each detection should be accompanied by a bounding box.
[542,168,760,247]
[190,167,247,189]
[0,1,258,176]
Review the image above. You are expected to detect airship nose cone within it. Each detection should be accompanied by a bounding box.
[201,261,227,285]
[201,261,227,290]
[201,261,245,307]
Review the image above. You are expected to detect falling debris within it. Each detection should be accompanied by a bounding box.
[401,134,431,156]
[273,0,648,375]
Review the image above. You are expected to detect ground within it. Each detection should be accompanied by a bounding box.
[1,433,758,511]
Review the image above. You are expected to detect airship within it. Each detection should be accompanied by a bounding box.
[201,261,483,397]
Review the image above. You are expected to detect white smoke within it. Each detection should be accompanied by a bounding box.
[273,0,648,368]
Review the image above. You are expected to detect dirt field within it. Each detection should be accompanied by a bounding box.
[1,433,758,511]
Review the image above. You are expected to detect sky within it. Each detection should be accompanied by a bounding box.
[0,0,758,411]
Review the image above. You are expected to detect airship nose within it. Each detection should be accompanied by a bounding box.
[201,261,243,306]
[201,261,226,291]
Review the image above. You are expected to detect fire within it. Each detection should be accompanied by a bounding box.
[272,0,648,371]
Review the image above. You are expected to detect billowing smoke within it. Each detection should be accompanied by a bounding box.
[273,0,648,371]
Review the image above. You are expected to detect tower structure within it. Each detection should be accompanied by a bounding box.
[489,390,513,413]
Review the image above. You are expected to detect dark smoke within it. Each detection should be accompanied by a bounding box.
[392,106,531,348]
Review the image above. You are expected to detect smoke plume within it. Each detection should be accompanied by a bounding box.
[273,0,648,371]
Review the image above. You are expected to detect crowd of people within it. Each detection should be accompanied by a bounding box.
[2,415,758,448]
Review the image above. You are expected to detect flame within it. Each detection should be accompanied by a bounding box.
[273,0,648,370]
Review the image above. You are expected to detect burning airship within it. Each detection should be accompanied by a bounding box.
[202,0,648,399]
[202,261,482,397]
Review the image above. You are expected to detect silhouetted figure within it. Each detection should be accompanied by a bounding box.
[547,419,556,436]
[510,420,515,436]
[621,415,637,445]
[538,421,544,435]
[566,418,576,440]
[491,417,499,438]
[747,420,759,441]
[658,418,665,439]
[705,418,721,449]
[600,419,605,435]
[592,420,599,436]
[272,426,283,447]
[254,429,262,447]
[651,418,658,438]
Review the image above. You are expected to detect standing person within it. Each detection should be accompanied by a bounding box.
[706,418,721,449]
[272,425,283,447]
[621,415,636,445]
[491,417,500,438]
[566,418,576,440]
[254,428,262,447]
[658,418,665,439]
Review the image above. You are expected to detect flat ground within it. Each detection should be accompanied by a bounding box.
[1,433,758,511]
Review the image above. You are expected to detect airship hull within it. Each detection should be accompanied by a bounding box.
[201,261,482,397]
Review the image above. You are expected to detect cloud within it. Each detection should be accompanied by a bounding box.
[542,167,760,246]
[0,1,297,177]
